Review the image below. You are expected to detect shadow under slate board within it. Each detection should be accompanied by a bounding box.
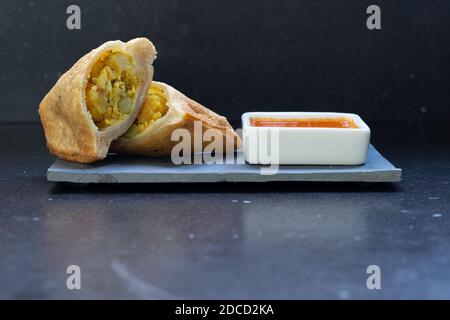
[47,145,402,184]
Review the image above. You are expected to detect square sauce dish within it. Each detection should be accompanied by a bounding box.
[242,112,371,165]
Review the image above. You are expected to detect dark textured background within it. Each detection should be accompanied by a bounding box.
[0,0,449,126]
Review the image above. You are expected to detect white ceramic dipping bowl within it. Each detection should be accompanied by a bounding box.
[242,112,371,165]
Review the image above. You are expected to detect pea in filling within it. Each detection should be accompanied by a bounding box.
[85,50,140,130]
[123,84,168,138]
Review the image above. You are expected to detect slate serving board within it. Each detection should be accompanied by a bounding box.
[47,144,402,183]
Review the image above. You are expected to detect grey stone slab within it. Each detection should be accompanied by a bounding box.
[47,144,402,183]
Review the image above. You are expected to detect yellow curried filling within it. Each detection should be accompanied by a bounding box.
[85,50,140,129]
[123,84,168,138]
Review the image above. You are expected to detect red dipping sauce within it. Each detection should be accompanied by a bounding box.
[249,117,359,129]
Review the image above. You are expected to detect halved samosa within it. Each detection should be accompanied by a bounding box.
[39,38,156,163]
[111,81,241,156]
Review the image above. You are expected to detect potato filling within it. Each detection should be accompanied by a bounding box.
[85,50,140,129]
[123,84,168,138]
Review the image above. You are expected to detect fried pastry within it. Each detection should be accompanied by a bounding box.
[39,38,156,163]
[111,81,241,156]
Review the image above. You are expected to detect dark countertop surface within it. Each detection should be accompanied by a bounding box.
[0,123,449,299]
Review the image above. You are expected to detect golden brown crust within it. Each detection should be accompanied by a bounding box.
[111,81,242,156]
[39,38,156,163]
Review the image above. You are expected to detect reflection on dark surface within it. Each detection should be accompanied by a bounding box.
[31,185,393,299]
[39,193,245,299]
